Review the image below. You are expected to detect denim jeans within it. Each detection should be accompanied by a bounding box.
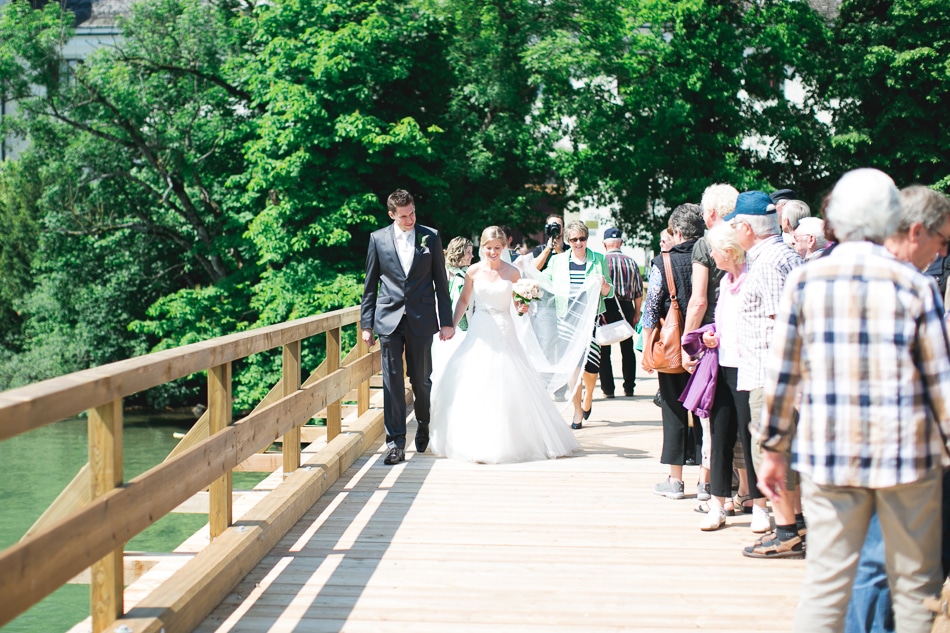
[844,512,894,633]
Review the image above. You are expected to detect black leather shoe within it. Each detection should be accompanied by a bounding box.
[571,421,583,430]
[415,422,430,453]
[603,393,615,399]
[582,405,592,420]
[624,391,633,397]
[383,447,405,465]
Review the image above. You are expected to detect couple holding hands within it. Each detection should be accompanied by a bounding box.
[360,190,611,465]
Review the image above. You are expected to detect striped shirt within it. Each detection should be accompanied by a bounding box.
[604,251,643,301]
[757,241,950,488]
[737,235,804,391]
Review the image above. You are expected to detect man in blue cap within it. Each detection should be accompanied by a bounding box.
[599,227,643,398]
[725,191,806,559]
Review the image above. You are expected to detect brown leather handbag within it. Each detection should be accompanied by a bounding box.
[642,252,687,374]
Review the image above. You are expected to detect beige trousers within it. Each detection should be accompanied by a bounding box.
[748,387,798,491]
[794,468,943,633]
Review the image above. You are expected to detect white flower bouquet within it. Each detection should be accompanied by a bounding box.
[512,279,542,316]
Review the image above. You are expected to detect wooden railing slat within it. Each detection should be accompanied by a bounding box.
[0,348,381,627]
[0,308,359,441]
[281,341,302,475]
[208,363,232,540]
[88,400,124,633]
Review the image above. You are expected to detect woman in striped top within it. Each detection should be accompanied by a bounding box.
[545,221,613,429]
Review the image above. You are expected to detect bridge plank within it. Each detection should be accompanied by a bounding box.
[189,376,804,633]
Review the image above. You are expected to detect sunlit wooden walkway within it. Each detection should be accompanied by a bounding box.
[188,373,804,633]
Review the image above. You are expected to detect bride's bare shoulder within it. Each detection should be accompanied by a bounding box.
[499,262,521,282]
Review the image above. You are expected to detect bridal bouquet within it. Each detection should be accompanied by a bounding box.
[512,279,542,316]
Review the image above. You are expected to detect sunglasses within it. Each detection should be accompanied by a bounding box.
[568,236,588,243]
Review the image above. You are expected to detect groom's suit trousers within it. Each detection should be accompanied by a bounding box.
[379,315,433,449]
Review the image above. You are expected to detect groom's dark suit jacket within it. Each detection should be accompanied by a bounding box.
[360,224,453,337]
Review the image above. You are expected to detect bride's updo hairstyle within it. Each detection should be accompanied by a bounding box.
[480,226,507,249]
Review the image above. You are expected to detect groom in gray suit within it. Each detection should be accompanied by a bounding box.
[361,189,455,465]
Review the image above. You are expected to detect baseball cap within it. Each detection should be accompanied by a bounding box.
[603,227,622,239]
[723,191,777,222]
[769,188,796,203]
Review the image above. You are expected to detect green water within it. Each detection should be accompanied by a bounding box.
[0,412,268,632]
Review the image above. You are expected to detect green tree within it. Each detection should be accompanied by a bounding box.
[525,0,832,243]
[0,156,43,351]
[0,0,262,401]
[822,0,950,190]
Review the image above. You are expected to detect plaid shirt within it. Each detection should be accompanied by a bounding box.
[737,235,804,391]
[604,250,643,301]
[757,242,950,488]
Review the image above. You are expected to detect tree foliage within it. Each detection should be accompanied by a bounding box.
[2,0,949,408]
[525,0,832,243]
[822,0,950,191]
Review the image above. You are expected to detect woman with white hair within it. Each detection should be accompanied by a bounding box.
[691,222,769,531]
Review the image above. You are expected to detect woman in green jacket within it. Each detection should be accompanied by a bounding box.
[546,221,613,428]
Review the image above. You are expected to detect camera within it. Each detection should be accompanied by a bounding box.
[544,222,562,240]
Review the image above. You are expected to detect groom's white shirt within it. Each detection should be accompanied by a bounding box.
[394,224,415,276]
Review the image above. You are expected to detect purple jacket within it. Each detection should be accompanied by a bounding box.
[678,324,718,418]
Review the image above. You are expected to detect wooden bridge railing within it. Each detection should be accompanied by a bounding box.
[0,306,384,632]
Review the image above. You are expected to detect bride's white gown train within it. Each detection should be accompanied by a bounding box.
[430,278,580,463]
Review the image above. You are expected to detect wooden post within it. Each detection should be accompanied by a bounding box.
[326,327,342,441]
[88,399,123,633]
[282,341,301,475]
[357,333,370,416]
[208,363,232,539]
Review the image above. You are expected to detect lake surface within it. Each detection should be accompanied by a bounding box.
[0,411,267,632]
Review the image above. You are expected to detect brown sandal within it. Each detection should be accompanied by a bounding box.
[733,493,754,514]
[742,533,804,559]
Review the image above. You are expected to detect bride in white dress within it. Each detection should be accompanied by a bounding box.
[429,226,580,463]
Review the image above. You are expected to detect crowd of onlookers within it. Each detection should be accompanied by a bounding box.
[629,172,950,633]
[436,170,950,632]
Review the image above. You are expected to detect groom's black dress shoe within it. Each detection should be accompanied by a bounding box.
[415,421,430,453]
[383,447,405,465]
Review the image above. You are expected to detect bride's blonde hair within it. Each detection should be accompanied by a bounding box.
[479,226,507,248]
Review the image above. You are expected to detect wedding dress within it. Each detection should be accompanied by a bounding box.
[429,278,580,463]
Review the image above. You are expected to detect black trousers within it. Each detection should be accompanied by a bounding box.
[658,371,701,466]
[598,299,637,395]
[708,366,760,499]
[379,316,433,449]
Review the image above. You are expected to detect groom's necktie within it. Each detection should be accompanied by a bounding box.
[396,229,415,276]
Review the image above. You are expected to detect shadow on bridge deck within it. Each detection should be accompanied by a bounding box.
[190,373,803,633]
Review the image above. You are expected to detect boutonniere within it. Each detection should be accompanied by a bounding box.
[417,234,430,250]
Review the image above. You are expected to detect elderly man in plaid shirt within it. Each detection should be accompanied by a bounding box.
[727,191,805,554]
[756,168,950,633]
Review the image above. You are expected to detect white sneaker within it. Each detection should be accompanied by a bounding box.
[699,506,726,531]
[750,505,771,533]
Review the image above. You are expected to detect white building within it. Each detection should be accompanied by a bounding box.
[0,0,128,159]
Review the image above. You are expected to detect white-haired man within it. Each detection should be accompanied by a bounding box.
[792,217,828,261]
[757,169,950,632]
[781,200,811,241]
[844,183,950,633]
[727,191,805,556]
[684,183,739,336]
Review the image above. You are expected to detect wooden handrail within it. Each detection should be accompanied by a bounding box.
[0,308,359,441]
[0,305,381,630]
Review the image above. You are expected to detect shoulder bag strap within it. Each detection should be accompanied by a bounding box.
[662,252,684,329]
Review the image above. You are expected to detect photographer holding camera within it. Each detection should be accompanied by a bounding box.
[532,214,568,271]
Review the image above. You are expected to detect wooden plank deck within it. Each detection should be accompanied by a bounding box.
[193,373,805,633]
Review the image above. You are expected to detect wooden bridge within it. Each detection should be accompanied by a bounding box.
[0,306,803,632]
